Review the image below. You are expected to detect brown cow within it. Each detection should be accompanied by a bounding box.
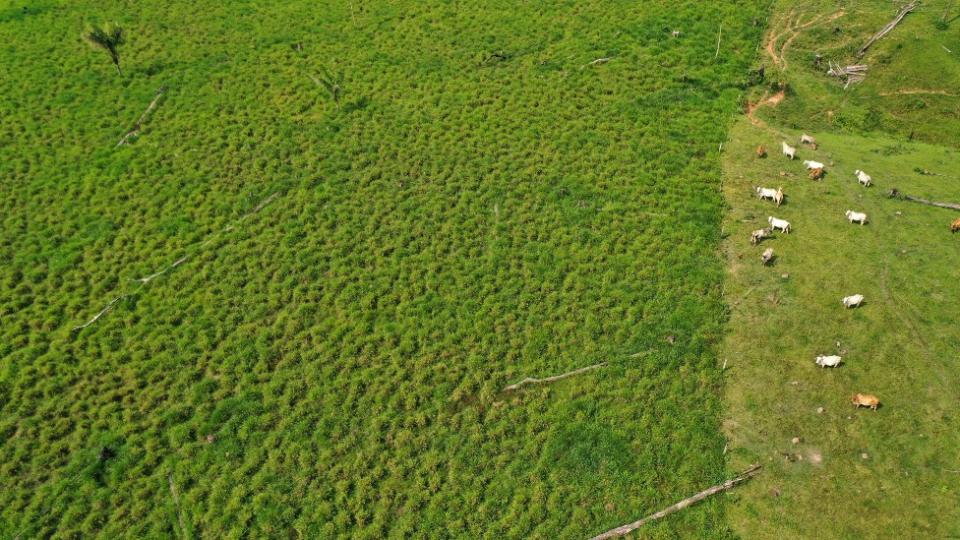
[851,393,880,411]
[756,145,767,158]
[951,217,960,233]
[809,168,825,181]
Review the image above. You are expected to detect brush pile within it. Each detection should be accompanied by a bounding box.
[827,62,867,88]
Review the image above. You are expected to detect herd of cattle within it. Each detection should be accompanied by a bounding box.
[749,134,884,411]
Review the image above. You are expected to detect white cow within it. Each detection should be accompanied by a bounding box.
[750,227,771,245]
[842,294,864,308]
[755,186,784,206]
[761,247,775,265]
[768,216,791,233]
[803,160,825,170]
[845,210,868,225]
[854,169,872,187]
[800,134,817,145]
[782,141,797,160]
[815,355,842,368]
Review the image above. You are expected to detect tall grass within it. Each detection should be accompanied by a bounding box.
[0,0,764,536]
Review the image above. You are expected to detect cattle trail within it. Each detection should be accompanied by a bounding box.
[764,9,846,70]
[748,8,844,128]
[879,89,956,97]
[745,89,785,127]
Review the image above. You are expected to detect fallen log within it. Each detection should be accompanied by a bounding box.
[234,192,279,225]
[827,61,867,88]
[136,192,279,282]
[117,86,167,147]
[502,362,605,391]
[72,294,129,331]
[168,475,188,539]
[857,1,918,58]
[73,191,281,330]
[888,188,960,211]
[136,255,189,284]
[714,24,723,58]
[582,57,612,68]
[589,464,762,540]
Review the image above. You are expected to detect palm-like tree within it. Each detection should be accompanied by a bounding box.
[310,67,344,109]
[82,23,125,76]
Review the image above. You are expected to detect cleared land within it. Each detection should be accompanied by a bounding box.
[723,1,960,537]
[757,0,960,146]
[723,125,960,538]
[0,1,765,537]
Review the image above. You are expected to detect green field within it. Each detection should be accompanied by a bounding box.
[756,0,960,146]
[723,1,960,537]
[4,0,959,537]
[0,1,768,537]
[722,126,960,538]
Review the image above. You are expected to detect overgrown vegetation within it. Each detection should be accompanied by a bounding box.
[0,1,766,537]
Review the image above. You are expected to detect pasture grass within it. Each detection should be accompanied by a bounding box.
[0,1,765,537]
[724,3,960,536]
[755,0,960,146]
[722,122,960,538]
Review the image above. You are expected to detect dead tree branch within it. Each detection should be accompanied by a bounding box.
[117,86,166,147]
[503,362,606,391]
[857,1,918,58]
[589,464,762,540]
[827,61,868,88]
[168,474,188,539]
[888,189,960,211]
[582,57,612,68]
[72,294,129,331]
[74,191,281,330]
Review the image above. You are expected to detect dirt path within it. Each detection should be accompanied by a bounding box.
[879,89,956,97]
[749,8,845,129]
[764,10,845,70]
[744,89,785,127]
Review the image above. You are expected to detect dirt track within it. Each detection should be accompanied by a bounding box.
[764,9,845,70]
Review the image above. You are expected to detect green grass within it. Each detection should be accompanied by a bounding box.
[754,0,960,146]
[723,1,960,536]
[0,1,766,537]
[722,123,960,539]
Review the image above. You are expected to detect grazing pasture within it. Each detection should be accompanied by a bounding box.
[0,1,765,537]
[722,125,960,538]
[725,2,960,535]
